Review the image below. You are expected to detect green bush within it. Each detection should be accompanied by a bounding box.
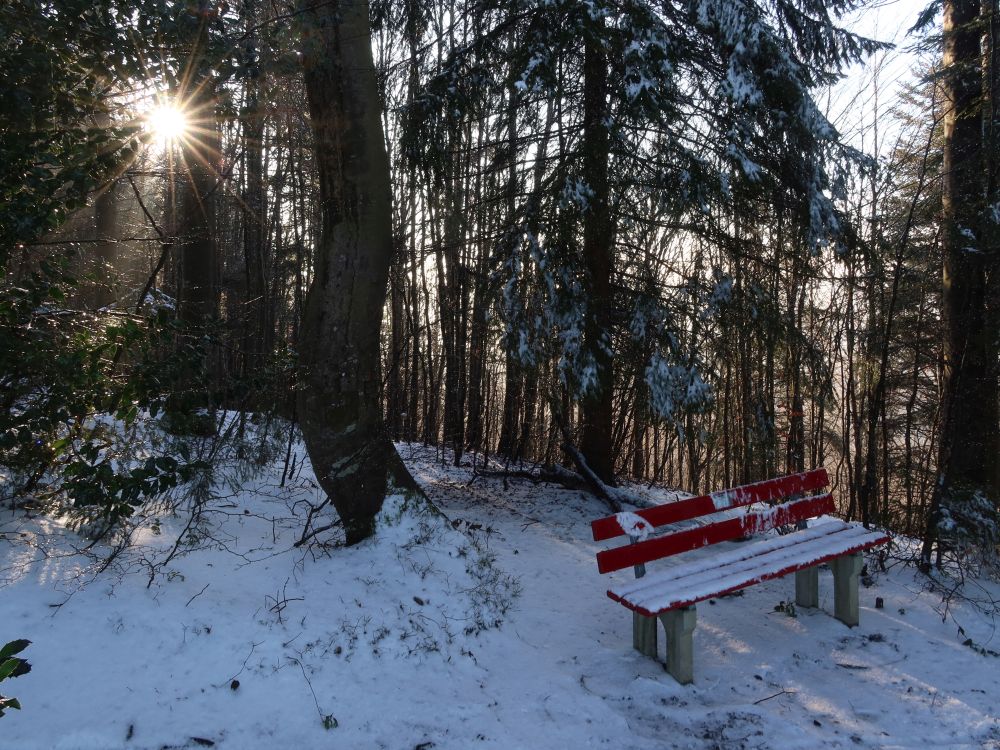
[0,640,31,718]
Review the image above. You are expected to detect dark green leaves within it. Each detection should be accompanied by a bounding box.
[0,641,29,663]
[0,640,30,719]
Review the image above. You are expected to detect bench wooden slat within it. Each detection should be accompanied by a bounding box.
[608,521,889,616]
[612,520,870,602]
[595,493,834,574]
[590,469,830,541]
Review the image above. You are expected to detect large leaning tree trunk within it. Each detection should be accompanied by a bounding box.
[296,0,420,545]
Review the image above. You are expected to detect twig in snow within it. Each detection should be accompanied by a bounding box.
[222,640,263,687]
[265,578,304,625]
[289,654,337,729]
[754,690,795,704]
[186,583,210,607]
[294,518,342,548]
[146,496,205,588]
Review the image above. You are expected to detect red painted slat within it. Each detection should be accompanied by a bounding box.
[607,532,890,616]
[595,493,835,574]
[591,468,830,541]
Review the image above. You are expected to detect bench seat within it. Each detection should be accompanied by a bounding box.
[591,469,892,684]
[608,518,889,616]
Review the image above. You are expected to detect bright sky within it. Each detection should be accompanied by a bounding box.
[829,0,935,156]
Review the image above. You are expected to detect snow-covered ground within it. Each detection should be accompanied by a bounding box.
[2,439,999,749]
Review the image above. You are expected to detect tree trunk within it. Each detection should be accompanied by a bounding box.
[296,0,419,546]
[241,33,268,372]
[177,5,220,327]
[579,32,615,485]
[403,0,423,445]
[92,175,120,309]
[497,81,523,461]
[631,363,647,478]
[387,236,406,439]
[924,0,999,562]
[786,281,806,475]
[465,233,489,452]
[981,0,1000,495]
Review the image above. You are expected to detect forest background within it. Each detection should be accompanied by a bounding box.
[1,0,998,585]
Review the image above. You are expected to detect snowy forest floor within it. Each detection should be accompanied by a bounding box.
[2,436,1000,749]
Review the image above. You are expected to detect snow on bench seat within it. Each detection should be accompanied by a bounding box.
[608,519,889,616]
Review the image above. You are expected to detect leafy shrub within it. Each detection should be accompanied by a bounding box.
[0,295,212,526]
[0,640,31,718]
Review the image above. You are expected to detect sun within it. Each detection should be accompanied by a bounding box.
[146,104,188,144]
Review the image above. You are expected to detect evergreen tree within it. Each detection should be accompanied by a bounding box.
[411,0,884,483]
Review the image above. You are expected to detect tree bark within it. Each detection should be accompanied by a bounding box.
[296,0,419,545]
[579,32,615,485]
[240,10,269,373]
[923,0,999,563]
[92,175,120,309]
[981,0,1000,494]
[177,4,220,327]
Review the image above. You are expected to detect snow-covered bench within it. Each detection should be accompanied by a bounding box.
[591,469,889,684]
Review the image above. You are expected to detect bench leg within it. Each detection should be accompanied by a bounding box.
[831,551,863,627]
[659,605,697,685]
[633,612,658,659]
[795,567,819,609]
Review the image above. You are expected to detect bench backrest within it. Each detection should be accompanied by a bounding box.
[593,469,831,575]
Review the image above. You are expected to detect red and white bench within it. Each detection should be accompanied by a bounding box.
[592,469,889,684]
